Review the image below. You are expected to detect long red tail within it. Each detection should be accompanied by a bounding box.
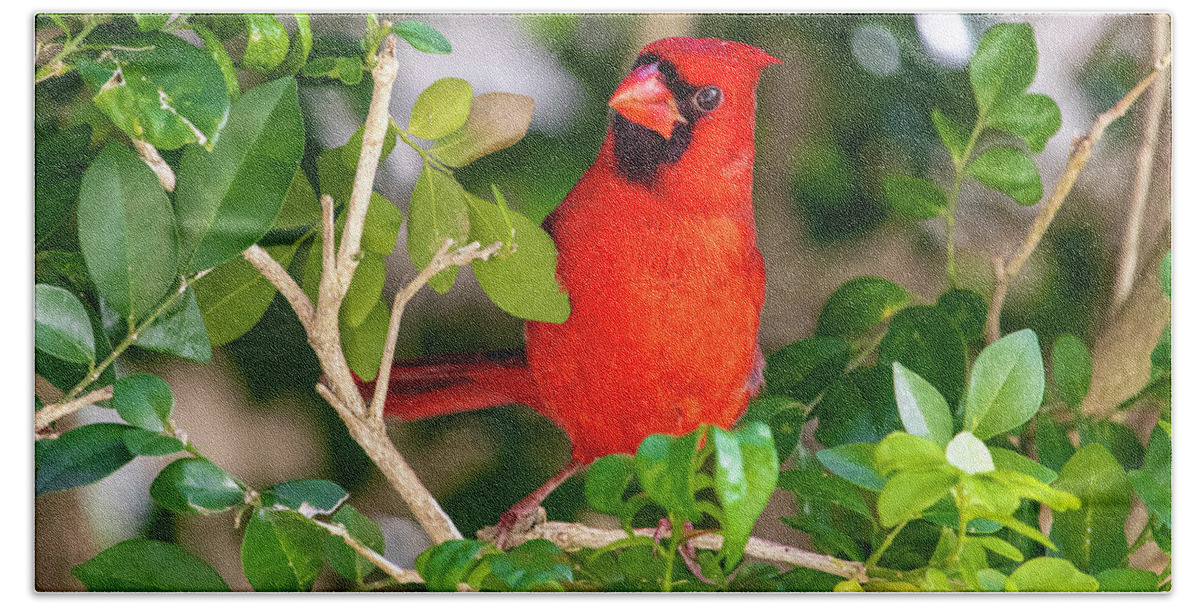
[360,349,543,422]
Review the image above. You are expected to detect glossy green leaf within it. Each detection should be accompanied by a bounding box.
[485,539,573,591]
[333,57,364,85]
[936,288,987,344]
[767,407,808,463]
[34,284,96,365]
[325,505,385,584]
[988,93,1061,152]
[875,431,947,476]
[777,468,871,520]
[262,479,348,517]
[711,423,779,565]
[35,423,136,496]
[1143,423,1171,489]
[635,429,702,520]
[133,287,213,362]
[466,191,570,323]
[362,192,405,255]
[393,20,452,55]
[241,508,325,591]
[35,296,115,394]
[133,14,172,31]
[341,253,386,328]
[192,23,240,102]
[892,362,953,447]
[1051,334,1091,408]
[271,14,312,77]
[945,431,995,474]
[1095,568,1160,592]
[812,368,902,447]
[35,124,92,247]
[150,458,245,515]
[878,306,967,405]
[1151,324,1170,382]
[112,372,173,432]
[1052,443,1132,573]
[1127,470,1170,529]
[1036,415,1074,472]
[414,540,490,592]
[122,429,185,456]
[1079,420,1143,471]
[586,454,636,515]
[882,174,946,220]
[764,337,850,402]
[966,146,1043,205]
[409,78,473,140]
[77,143,179,322]
[814,277,911,339]
[74,539,230,591]
[816,443,884,491]
[962,329,1044,440]
[930,108,968,161]
[242,14,289,72]
[1005,557,1097,592]
[341,301,389,381]
[193,245,296,346]
[407,165,470,293]
[76,31,229,150]
[970,23,1038,116]
[988,469,1079,511]
[272,169,320,230]
[878,467,957,527]
[972,535,1024,562]
[175,77,304,272]
[989,447,1056,483]
[340,120,400,174]
[432,92,535,167]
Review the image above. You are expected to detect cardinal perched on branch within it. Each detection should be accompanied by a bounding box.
[362,37,779,545]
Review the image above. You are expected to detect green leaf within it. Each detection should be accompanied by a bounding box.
[812,367,902,447]
[35,300,116,395]
[112,372,173,432]
[76,31,230,150]
[945,431,995,474]
[241,14,289,72]
[935,288,987,344]
[150,457,245,515]
[271,14,312,77]
[764,337,850,401]
[816,443,884,491]
[241,508,326,591]
[966,147,1043,205]
[988,469,1080,511]
[392,20,452,55]
[34,284,96,365]
[1005,557,1098,592]
[988,93,1062,152]
[122,428,185,456]
[585,454,636,515]
[892,362,954,447]
[1095,568,1160,592]
[333,56,364,85]
[878,467,957,527]
[299,56,337,79]
[814,277,911,339]
[175,77,305,272]
[930,108,969,161]
[767,407,808,463]
[262,479,349,517]
[882,175,946,220]
[1051,443,1132,573]
[35,124,92,247]
[193,245,297,346]
[1159,251,1170,297]
[340,120,400,174]
[969,23,1038,117]
[73,539,230,591]
[777,468,871,520]
[878,306,967,405]
[362,192,405,255]
[35,423,136,496]
[974,568,1008,591]
[133,14,172,31]
[433,93,535,167]
[414,540,490,592]
[711,423,779,565]
[407,165,470,292]
[875,431,947,476]
[466,192,570,323]
[485,539,574,591]
[341,253,386,328]
[408,77,473,140]
[1079,420,1143,471]
[272,169,320,230]
[133,287,213,362]
[971,535,1024,562]
[1127,470,1170,529]
[1051,334,1091,408]
[989,447,1056,483]
[325,505,385,584]
[77,143,179,322]
[1143,423,1171,489]
[192,23,240,102]
[1151,324,1170,381]
[962,328,1044,440]
[635,429,702,521]
[341,301,389,381]
[1035,415,1074,473]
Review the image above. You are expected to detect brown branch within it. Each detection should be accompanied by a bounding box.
[984,52,1173,343]
[242,244,314,333]
[34,385,115,433]
[1110,14,1170,313]
[478,519,868,582]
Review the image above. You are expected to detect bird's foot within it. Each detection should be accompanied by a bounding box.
[492,504,547,550]
[654,519,716,584]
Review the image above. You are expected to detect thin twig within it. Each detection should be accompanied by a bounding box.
[34,386,114,431]
[1111,14,1170,313]
[369,240,502,422]
[131,138,176,192]
[242,244,314,332]
[478,520,868,582]
[309,518,425,586]
[984,52,1173,343]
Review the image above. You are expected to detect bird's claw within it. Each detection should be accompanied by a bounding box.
[493,505,546,550]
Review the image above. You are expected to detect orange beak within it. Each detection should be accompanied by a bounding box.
[608,63,686,139]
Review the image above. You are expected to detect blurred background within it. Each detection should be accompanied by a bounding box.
[36,12,1171,590]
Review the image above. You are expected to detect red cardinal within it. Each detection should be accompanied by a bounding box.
[370,37,778,542]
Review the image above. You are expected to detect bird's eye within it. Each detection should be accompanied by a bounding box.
[692,86,724,112]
